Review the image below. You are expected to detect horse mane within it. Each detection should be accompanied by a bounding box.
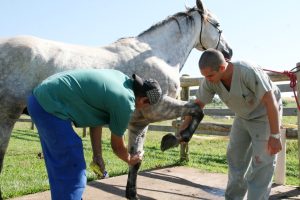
[138,7,203,36]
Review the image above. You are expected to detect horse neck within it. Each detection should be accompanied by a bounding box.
[137,11,202,69]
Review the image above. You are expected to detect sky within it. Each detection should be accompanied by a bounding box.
[0,0,299,77]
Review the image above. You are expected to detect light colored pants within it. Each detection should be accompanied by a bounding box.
[225,117,277,200]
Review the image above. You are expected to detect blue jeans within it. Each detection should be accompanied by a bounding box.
[27,94,86,200]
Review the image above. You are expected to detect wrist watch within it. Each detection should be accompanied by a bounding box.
[270,133,281,139]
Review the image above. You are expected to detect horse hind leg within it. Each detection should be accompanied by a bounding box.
[0,105,24,200]
[0,122,14,197]
[125,122,148,200]
[0,122,13,169]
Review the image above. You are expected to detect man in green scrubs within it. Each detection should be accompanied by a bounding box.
[27,69,162,200]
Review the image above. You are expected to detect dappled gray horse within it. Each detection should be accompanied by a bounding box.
[0,0,232,199]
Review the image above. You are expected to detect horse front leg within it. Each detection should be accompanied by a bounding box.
[125,95,203,199]
[142,95,203,122]
[125,122,148,200]
[142,95,204,151]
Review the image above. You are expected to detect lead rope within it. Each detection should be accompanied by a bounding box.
[263,67,300,111]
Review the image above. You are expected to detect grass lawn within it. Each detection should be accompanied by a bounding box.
[0,119,299,199]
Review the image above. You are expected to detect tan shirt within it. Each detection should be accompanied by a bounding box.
[196,60,281,121]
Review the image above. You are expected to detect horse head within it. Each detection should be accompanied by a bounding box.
[194,0,233,60]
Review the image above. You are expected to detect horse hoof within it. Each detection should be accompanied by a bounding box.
[125,186,138,200]
[160,133,179,151]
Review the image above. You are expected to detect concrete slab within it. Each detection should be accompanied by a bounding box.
[8,167,300,200]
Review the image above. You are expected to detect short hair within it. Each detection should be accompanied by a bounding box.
[198,48,226,71]
[132,74,162,105]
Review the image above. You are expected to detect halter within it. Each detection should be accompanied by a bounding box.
[199,14,223,50]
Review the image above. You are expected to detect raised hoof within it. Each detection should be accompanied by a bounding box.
[160,133,179,151]
[126,186,138,200]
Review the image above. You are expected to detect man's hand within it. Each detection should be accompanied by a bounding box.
[262,91,282,155]
[92,155,106,174]
[111,134,143,165]
[128,151,144,166]
[267,137,282,155]
[89,126,108,177]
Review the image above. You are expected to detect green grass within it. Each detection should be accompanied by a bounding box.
[0,127,181,199]
[0,121,299,199]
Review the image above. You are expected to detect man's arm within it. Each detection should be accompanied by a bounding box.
[90,126,106,173]
[111,134,142,165]
[261,91,282,155]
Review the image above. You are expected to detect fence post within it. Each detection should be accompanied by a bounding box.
[274,128,286,185]
[31,122,34,130]
[82,128,87,137]
[296,62,300,187]
[180,75,190,161]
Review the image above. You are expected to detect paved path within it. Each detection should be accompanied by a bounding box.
[9,167,300,200]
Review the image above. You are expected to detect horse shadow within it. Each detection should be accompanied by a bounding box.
[139,169,224,197]
[88,166,224,200]
[270,184,300,200]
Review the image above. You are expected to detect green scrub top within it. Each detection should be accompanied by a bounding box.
[33,69,136,136]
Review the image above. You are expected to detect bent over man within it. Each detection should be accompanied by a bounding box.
[27,69,162,200]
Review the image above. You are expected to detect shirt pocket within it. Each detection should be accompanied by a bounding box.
[241,87,256,107]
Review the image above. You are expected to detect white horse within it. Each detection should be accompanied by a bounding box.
[0,0,232,199]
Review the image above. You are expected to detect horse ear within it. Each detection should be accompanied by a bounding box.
[196,0,204,12]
